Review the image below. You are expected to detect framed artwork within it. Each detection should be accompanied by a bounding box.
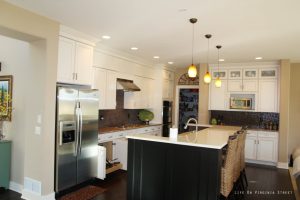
[0,75,13,121]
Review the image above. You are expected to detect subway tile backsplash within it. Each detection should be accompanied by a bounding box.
[98,90,143,127]
[210,110,279,129]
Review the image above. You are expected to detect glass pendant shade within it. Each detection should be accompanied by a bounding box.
[188,64,197,78]
[215,77,222,88]
[204,71,212,83]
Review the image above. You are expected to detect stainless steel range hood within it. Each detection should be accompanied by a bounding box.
[117,78,141,92]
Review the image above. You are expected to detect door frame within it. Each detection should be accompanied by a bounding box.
[174,85,199,129]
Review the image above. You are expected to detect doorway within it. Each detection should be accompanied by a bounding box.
[174,86,199,134]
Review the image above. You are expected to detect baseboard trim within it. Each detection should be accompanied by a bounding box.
[9,181,23,194]
[246,159,277,167]
[277,162,289,169]
[21,189,55,200]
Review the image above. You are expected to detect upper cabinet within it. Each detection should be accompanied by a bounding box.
[57,36,93,85]
[209,64,279,113]
[259,68,277,79]
[162,70,175,100]
[92,68,117,110]
[212,69,227,79]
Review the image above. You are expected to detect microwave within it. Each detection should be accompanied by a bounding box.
[230,97,253,110]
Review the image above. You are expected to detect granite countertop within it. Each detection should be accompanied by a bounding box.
[99,123,162,134]
[126,125,242,149]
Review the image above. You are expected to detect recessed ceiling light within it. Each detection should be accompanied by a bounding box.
[131,47,138,50]
[153,56,160,59]
[255,57,263,60]
[219,59,225,62]
[102,35,111,40]
[168,62,174,65]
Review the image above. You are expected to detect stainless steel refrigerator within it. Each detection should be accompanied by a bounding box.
[55,84,99,192]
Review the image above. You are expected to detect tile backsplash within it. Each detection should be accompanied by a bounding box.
[98,90,143,127]
[210,110,280,129]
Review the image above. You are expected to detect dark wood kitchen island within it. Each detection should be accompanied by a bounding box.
[126,126,241,200]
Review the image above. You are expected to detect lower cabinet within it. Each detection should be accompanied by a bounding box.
[245,130,278,165]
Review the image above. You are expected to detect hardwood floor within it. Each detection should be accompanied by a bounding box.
[0,164,296,200]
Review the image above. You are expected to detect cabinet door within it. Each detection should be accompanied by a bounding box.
[114,139,128,170]
[243,80,258,92]
[243,69,258,79]
[162,80,169,99]
[258,80,278,112]
[93,68,107,109]
[228,69,242,80]
[106,71,117,109]
[245,136,257,160]
[57,37,76,83]
[256,137,277,162]
[228,80,242,92]
[259,68,277,79]
[74,42,93,85]
[209,80,227,110]
[212,69,227,79]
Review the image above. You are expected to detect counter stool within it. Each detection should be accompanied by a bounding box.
[240,130,248,188]
[220,135,238,199]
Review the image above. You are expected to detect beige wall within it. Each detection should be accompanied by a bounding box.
[0,1,59,197]
[288,63,300,156]
[174,64,209,125]
[279,60,291,163]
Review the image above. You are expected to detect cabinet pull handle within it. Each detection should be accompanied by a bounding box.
[254,140,256,144]
[257,140,259,144]
[72,73,75,80]
[75,73,78,80]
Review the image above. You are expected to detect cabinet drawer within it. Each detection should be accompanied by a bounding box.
[258,131,278,138]
[246,130,257,137]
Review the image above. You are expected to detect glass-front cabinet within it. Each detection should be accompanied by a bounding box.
[243,69,258,79]
[228,69,242,79]
[212,69,227,79]
[259,68,277,79]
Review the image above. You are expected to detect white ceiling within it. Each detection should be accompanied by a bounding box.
[5,0,300,68]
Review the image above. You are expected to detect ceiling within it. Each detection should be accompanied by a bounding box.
[5,0,300,68]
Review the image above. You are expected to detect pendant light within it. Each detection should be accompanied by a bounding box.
[203,34,212,83]
[215,45,222,88]
[188,18,197,78]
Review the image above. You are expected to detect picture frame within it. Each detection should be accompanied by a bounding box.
[0,75,13,121]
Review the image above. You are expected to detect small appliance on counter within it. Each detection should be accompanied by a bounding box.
[55,84,99,193]
[162,101,172,137]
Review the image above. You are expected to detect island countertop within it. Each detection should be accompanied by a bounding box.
[126,125,241,149]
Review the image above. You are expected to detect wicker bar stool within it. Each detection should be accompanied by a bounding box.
[239,130,248,187]
[233,133,243,184]
[220,135,238,199]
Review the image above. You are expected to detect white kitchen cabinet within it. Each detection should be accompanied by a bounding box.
[245,130,278,165]
[243,69,258,79]
[209,80,228,110]
[259,68,277,79]
[245,136,257,160]
[114,138,128,170]
[258,79,278,112]
[228,69,242,80]
[228,80,243,92]
[162,70,174,100]
[57,36,93,85]
[92,68,117,109]
[243,80,258,92]
[212,69,227,79]
[228,79,257,92]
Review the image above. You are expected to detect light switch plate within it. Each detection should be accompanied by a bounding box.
[35,126,41,135]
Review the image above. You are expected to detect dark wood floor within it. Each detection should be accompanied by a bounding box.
[0,164,296,200]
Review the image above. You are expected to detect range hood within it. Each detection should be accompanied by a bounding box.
[117,78,141,92]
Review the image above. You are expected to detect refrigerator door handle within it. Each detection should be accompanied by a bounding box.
[74,103,80,156]
[78,108,83,155]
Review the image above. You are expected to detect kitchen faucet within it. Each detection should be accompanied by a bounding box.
[184,118,198,132]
